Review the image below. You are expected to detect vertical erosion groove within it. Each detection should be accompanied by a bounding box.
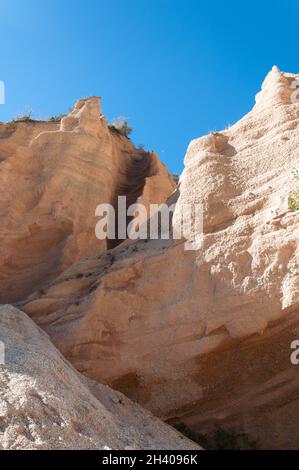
[108,150,158,249]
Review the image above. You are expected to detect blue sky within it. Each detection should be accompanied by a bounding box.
[0,0,298,173]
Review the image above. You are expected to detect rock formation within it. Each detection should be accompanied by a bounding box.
[0,304,200,450]
[18,67,299,449]
[0,98,175,303]
[1,67,299,449]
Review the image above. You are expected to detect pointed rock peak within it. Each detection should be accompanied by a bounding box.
[254,67,293,110]
[74,96,101,113]
[61,96,102,133]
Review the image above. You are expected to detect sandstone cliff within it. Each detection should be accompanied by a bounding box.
[0,98,175,303]
[20,67,299,449]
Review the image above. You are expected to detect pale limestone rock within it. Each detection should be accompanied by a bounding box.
[0,305,200,450]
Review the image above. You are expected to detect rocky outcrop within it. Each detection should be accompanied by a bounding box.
[0,304,200,450]
[21,67,299,449]
[0,98,175,303]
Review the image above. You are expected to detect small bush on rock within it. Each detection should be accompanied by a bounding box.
[109,116,132,138]
[13,112,34,122]
[289,170,299,211]
[171,422,257,450]
[47,114,67,122]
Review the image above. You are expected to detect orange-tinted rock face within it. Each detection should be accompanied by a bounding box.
[21,68,299,449]
[0,97,175,303]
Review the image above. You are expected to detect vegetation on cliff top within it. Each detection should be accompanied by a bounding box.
[109,116,132,138]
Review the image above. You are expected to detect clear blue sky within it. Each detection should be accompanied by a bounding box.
[0,0,298,173]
